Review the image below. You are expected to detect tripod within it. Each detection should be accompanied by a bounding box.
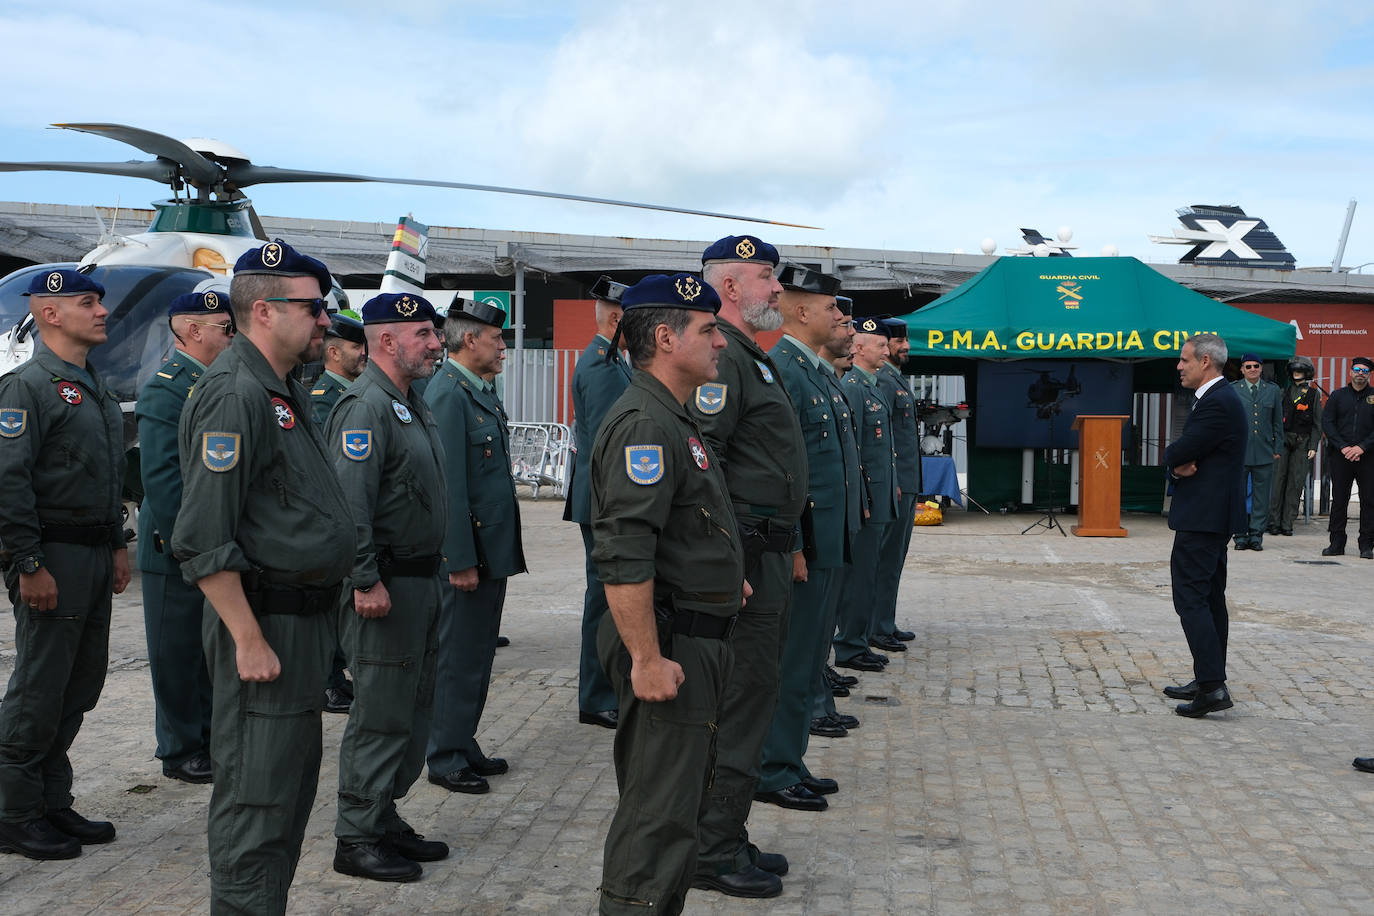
[1021,405,1067,536]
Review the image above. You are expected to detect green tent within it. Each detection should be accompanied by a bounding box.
[895,256,1296,360]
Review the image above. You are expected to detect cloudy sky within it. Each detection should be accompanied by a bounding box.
[2,0,1372,268]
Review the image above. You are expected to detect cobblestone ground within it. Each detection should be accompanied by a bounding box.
[1,499,1372,914]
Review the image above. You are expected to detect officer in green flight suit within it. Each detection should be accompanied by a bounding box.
[565,276,632,730]
[871,317,921,650]
[1230,353,1283,550]
[1267,355,1323,536]
[137,287,235,787]
[173,241,357,916]
[589,273,744,916]
[425,297,527,795]
[0,268,130,861]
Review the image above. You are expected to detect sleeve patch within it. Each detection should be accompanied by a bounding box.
[0,408,27,437]
[202,432,241,472]
[625,444,664,485]
[695,383,727,415]
[342,429,373,461]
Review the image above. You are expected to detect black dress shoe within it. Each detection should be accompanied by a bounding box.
[753,783,829,811]
[801,775,839,796]
[164,751,214,784]
[46,807,115,844]
[826,666,859,687]
[385,828,449,862]
[1353,757,1374,774]
[324,686,353,714]
[1250,542,1263,551]
[428,768,489,794]
[1280,529,1293,536]
[830,684,850,698]
[495,635,510,648]
[754,850,789,875]
[1361,549,1374,560]
[1233,540,1250,551]
[831,712,860,730]
[692,864,782,898]
[891,628,915,641]
[1175,685,1233,718]
[861,650,890,666]
[870,635,907,652]
[0,817,81,859]
[835,655,884,673]
[810,716,847,738]
[578,709,618,729]
[1322,545,1345,556]
[1162,680,1199,701]
[468,754,508,777]
[334,839,422,882]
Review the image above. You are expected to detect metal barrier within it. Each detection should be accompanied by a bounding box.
[509,421,572,498]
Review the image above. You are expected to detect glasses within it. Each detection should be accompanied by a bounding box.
[186,318,235,336]
[265,297,329,317]
[1353,366,1370,374]
[1242,363,1261,369]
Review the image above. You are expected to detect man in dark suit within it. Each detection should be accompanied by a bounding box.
[1162,333,1248,718]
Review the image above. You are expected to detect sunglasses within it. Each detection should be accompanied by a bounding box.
[1353,366,1371,374]
[186,318,236,336]
[265,297,330,317]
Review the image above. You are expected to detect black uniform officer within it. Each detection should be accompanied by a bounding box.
[137,287,235,786]
[0,268,130,860]
[1321,356,1374,558]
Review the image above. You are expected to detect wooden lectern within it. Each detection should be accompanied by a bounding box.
[1071,415,1129,537]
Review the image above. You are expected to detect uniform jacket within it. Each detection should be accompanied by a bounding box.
[770,336,861,568]
[590,370,743,616]
[1163,380,1247,535]
[0,339,127,565]
[1321,383,1374,453]
[1230,377,1282,465]
[173,335,356,587]
[135,351,204,575]
[425,358,526,580]
[325,362,448,588]
[310,370,351,428]
[565,334,632,525]
[842,367,900,525]
[876,361,923,493]
[1281,382,1323,450]
[686,318,807,527]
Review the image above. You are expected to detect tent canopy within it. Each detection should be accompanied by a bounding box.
[894,256,1297,360]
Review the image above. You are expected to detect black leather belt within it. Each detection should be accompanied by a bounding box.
[670,610,738,640]
[244,581,341,618]
[377,551,443,581]
[739,518,797,554]
[41,523,118,546]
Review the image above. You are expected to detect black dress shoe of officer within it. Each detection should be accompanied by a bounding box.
[1162,680,1199,701]
[830,683,851,698]
[1280,529,1293,536]
[754,783,829,811]
[46,807,115,844]
[835,655,884,673]
[428,768,489,794]
[1322,545,1345,556]
[870,635,907,652]
[385,828,449,862]
[754,850,789,875]
[801,775,839,796]
[1353,757,1374,774]
[164,751,214,784]
[810,716,847,738]
[891,628,916,641]
[468,754,508,777]
[861,650,890,666]
[495,635,510,648]
[826,665,859,687]
[1175,685,1233,718]
[579,709,619,729]
[692,864,783,898]
[324,686,353,714]
[0,817,81,859]
[831,712,860,730]
[1232,540,1250,550]
[1361,549,1374,560]
[334,839,422,882]
[1250,541,1264,551]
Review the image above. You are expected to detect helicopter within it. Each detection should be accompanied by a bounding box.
[1023,365,1082,418]
[0,122,811,410]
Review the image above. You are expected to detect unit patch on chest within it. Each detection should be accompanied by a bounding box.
[754,360,775,384]
[688,436,710,470]
[56,382,82,405]
[392,400,413,423]
[271,398,296,429]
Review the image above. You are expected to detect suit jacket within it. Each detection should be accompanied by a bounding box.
[1164,380,1247,534]
[1230,377,1282,465]
[565,335,631,525]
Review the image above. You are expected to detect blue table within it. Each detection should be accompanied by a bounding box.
[921,456,961,506]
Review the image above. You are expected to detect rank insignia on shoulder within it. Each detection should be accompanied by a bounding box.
[56,381,83,405]
[271,397,296,429]
[754,360,775,384]
[688,436,710,470]
[625,444,664,485]
[311,388,326,396]
[157,371,175,380]
[202,432,240,472]
[0,408,27,438]
[695,383,727,415]
[392,400,413,423]
[342,429,372,461]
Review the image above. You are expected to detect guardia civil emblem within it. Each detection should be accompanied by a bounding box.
[46,271,64,293]
[754,360,775,384]
[342,429,372,461]
[392,400,413,423]
[735,238,756,259]
[688,436,709,470]
[203,290,221,310]
[56,382,82,405]
[675,276,702,302]
[695,382,727,415]
[0,408,27,438]
[262,242,283,267]
[624,444,664,485]
[396,296,418,317]
[202,432,240,472]
[271,397,296,429]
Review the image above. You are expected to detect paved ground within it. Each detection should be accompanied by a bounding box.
[1,498,1372,915]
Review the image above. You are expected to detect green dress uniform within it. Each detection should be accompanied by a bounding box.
[136,352,212,772]
[685,318,807,878]
[834,365,899,664]
[758,335,863,793]
[1230,377,1283,547]
[1269,381,1323,533]
[0,340,126,825]
[326,362,447,844]
[565,335,632,717]
[173,334,356,916]
[424,358,526,778]
[310,369,351,428]
[591,369,745,915]
[873,360,922,640]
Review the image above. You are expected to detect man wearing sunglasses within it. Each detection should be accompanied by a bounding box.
[135,288,235,789]
[1321,356,1374,559]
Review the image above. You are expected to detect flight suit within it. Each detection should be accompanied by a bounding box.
[0,340,125,824]
[685,318,807,878]
[834,366,898,665]
[311,368,355,697]
[173,335,356,916]
[591,369,744,916]
[327,362,447,843]
[873,361,922,640]
[758,335,862,795]
[136,352,212,772]
[1322,382,1374,553]
[1269,382,1323,533]
[1231,377,1282,546]
[565,335,632,718]
[425,358,526,778]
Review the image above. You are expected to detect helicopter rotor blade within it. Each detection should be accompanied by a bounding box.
[0,159,178,183]
[226,164,819,229]
[51,123,223,186]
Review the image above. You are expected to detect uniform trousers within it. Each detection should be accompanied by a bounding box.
[597,611,730,916]
[1327,452,1374,552]
[1239,463,1275,540]
[142,569,212,767]
[1269,433,1313,531]
[1170,530,1230,685]
[832,522,887,664]
[336,573,440,843]
[427,577,506,776]
[203,605,332,916]
[874,491,917,639]
[578,524,617,715]
[811,564,848,721]
[695,547,790,876]
[0,542,112,822]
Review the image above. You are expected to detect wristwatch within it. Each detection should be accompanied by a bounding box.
[18,556,42,575]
